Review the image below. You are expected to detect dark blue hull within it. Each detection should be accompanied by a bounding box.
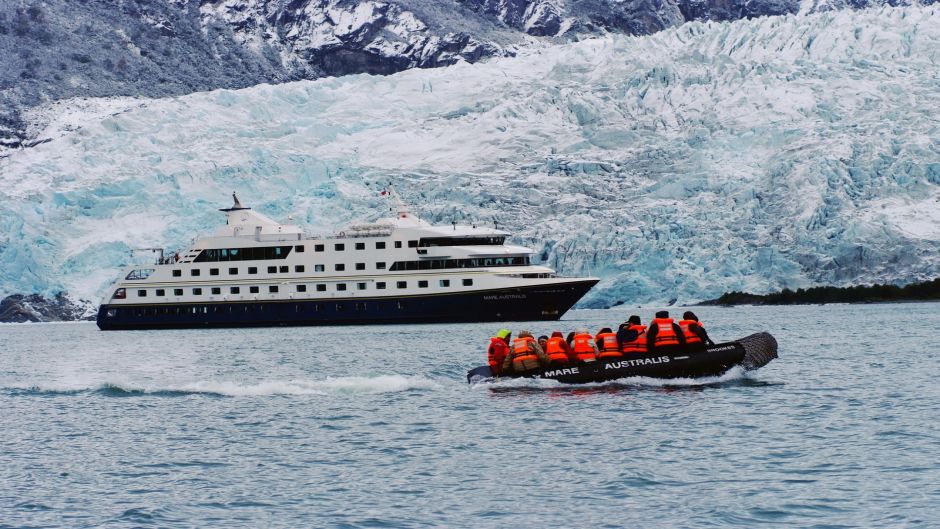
[96,280,598,330]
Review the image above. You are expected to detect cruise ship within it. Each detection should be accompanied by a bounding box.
[96,194,599,330]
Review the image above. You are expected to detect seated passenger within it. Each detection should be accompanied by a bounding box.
[538,335,549,351]
[647,311,686,355]
[678,311,715,353]
[617,315,647,355]
[570,327,599,363]
[487,329,512,376]
[502,330,550,374]
[565,331,576,348]
[595,327,621,360]
[544,331,571,366]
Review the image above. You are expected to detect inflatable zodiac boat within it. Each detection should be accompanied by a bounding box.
[467,332,778,384]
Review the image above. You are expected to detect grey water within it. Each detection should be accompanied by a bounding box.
[1,304,938,528]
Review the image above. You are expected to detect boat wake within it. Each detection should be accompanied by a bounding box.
[2,375,443,397]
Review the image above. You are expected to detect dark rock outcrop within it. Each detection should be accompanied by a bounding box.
[0,294,93,323]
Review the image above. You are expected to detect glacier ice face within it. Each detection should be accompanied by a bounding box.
[1,5,940,308]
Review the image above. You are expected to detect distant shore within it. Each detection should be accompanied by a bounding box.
[700,278,940,306]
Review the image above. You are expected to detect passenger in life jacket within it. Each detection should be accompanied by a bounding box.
[617,315,647,355]
[537,335,549,352]
[646,310,686,355]
[595,327,621,359]
[544,331,572,366]
[678,311,714,353]
[570,327,599,362]
[502,330,550,374]
[487,329,512,376]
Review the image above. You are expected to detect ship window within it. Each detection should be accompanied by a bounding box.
[463,279,473,286]
[376,242,386,249]
[193,288,203,295]
[268,266,277,273]
[418,280,428,288]
[113,288,126,299]
[376,262,386,270]
[194,246,293,262]
[269,286,278,293]
[174,288,183,296]
[336,283,347,291]
[230,286,240,294]
[297,284,307,293]
[408,240,418,248]
[315,265,325,272]
[210,268,219,276]
[248,267,258,274]
[397,301,406,310]
[335,243,345,251]
[316,284,326,292]
[250,286,259,294]
[315,244,324,252]
[295,265,304,273]
[440,280,450,287]
[395,241,402,248]
[376,282,386,290]
[355,302,366,311]
[295,245,305,253]
[191,269,200,277]
[357,282,367,290]
[314,304,321,312]
[280,266,288,273]
[156,289,165,296]
[356,263,365,270]
[335,264,345,271]
[355,242,365,250]
[126,269,154,280]
[172,270,181,277]
[335,303,344,311]
[137,290,147,297]
[419,236,507,247]
[211,287,221,295]
[229,267,238,275]
[397,281,407,289]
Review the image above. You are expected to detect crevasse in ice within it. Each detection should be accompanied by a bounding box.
[1,5,939,308]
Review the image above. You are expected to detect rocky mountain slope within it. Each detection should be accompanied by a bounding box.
[1,0,930,152]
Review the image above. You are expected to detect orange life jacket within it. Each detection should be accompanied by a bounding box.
[652,318,680,347]
[620,324,647,354]
[545,337,569,364]
[571,333,597,362]
[678,319,703,345]
[488,337,509,375]
[511,337,540,371]
[596,332,621,359]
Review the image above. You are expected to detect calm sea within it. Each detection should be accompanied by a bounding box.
[1,304,938,528]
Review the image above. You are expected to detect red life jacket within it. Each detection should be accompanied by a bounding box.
[511,337,540,371]
[571,333,596,362]
[545,337,569,364]
[620,324,647,354]
[678,319,703,345]
[596,332,621,359]
[488,337,509,375]
[652,318,680,347]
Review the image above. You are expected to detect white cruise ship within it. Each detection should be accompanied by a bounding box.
[96,194,599,330]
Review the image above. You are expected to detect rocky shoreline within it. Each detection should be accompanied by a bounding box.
[0,294,94,323]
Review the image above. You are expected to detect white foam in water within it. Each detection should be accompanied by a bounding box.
[3,375,443,397]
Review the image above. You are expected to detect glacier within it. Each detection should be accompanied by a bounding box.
[1,4,940,311]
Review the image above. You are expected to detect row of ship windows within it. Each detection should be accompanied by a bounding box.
[167,263,384,278]
[110,300,408,318]
[129,278,473,297]
[160,256,528,279]
[195,241,417,262]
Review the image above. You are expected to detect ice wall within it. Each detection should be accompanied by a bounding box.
[1,5,939,308]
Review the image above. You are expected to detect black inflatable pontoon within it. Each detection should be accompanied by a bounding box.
[467,332,778,384]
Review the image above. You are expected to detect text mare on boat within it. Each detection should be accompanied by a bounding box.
[467,332,778,384]
[96,193,598,330]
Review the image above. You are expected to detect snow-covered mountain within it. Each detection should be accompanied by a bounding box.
[2,0,932,150]
[2,4,940,317]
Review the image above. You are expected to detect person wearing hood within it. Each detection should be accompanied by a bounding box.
[678,311,714,352]
[570,327,599,362]
[647,310,686,354]
[617,315,647,355]
[502,330,550,374]
[544,331,572,366]
[487,329,512,376]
